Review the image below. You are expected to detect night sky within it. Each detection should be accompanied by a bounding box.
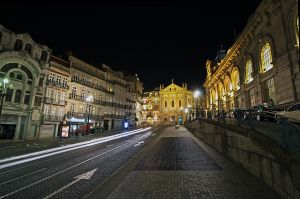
[0,0,262,91]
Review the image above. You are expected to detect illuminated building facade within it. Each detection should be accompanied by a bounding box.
[143,81,195,125]
[142,89,160,125]
[159,81,195,124]
[0,24,51,139]
[0,25,143,139]
[41,55,70,138]
[204,0,299,114]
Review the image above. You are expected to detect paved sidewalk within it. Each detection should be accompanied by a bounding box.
[0,127,141,160]
[106,126,280,199]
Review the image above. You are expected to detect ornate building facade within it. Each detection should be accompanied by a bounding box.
[204,0,299,114]
[41,55,70,138]
[142,81,196,125]
[0,24,51,139]
[0,25,143,139]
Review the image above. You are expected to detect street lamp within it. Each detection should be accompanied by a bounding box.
[85,95,93,135]
[184,108,188,124]
[193,90,201,119]
[0,78,9,117]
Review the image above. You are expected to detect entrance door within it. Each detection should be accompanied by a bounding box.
[104,120,109,130]
[0,124,16,139]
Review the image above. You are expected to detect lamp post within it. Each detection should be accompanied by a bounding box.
[184,108,188,124]
[85,95,93,135]
[193,90,200,119]
[0,78,9,117]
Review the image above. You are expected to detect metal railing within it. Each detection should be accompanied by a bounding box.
[46,80,69,89]
[44,97,67,106]
[71,77,114,95]
[43,115,64,121]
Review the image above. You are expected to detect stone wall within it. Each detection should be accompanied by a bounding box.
[186,119,300,199]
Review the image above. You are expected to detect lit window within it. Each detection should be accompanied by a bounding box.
[260,43,273,73]
[245,60,253,83]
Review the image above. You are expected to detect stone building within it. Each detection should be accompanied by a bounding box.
[40,55,70,138]
[204,0,299,114]
[0,24,51,139]
[159,81,195,124]
[124,74,144,126]
[142,81,196,125]
[142,89,160,125]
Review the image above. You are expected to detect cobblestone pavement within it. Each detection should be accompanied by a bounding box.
[107,126,280,199]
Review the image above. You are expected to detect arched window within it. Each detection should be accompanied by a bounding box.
[14,89,22,103]
[14,39,23,50]
[24,43,32,53]
[260,43,273,73]
[245,60,253,83]
[5,88,13,102]
[41,51,48,61]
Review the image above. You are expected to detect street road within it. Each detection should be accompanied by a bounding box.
[0,127,162,199]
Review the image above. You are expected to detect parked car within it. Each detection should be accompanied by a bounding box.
[244,105,280,121]
[227,108,247,119]
[275,103,300,124]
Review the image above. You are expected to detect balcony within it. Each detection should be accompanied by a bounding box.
[71,77,114,95]
[43,115,64,122]
[44,97,67,106]
[46,80,69,89]
[67,111,104,121]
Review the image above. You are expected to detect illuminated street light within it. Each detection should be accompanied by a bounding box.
[193,89,201,119]
[85,95,93,135]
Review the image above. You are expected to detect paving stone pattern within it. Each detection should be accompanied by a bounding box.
[135,137,221,171]
[108,126,280,199]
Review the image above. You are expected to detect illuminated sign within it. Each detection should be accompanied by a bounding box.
[124,122,128,128]
[61,125,69,138]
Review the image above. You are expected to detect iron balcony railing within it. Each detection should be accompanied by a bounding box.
[43,115,64,122]
[44,97,67,106]
[67,111,104,120]
[71,77,114,95]
[46,79,69,89]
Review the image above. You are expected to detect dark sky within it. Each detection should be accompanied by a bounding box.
[0,0,262,91]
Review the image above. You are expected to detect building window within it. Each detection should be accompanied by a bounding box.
[14,89,22,103]
[41,51,48,61]
[14,39,23,50]
[260,43,273,73]
[34,96,42,106]
[70,104,75,113]
[165,101,167,107]
[172,101,174,107]
[5,88,13,102]
[179,100,181,107]
[245,60,253,83]
[44,105,49,115]
[248,88,255,107]
[63,77,68,87]
[49,73,55,82]
[71,87,76,97]
[24,94,30,105]
[263,78,276,105]
[24,43,32,53]
[16,74,23,81]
